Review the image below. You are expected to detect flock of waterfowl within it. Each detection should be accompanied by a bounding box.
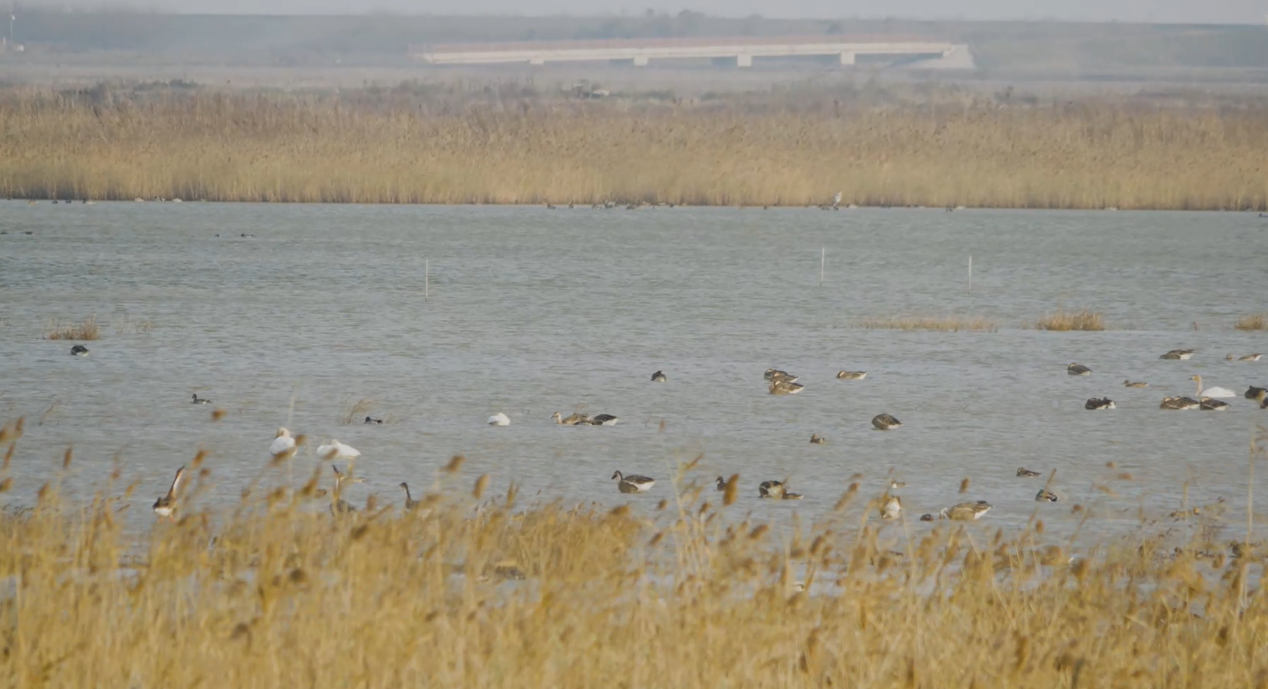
[1068,349,1267,413]
[132,343,1262,523]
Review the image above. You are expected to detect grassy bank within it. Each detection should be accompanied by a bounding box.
[3,89,1268,208]
[1,422,1266,688]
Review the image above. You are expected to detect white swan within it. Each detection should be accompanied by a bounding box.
[1191,375,1236,399]
[487,412,510,426]
[269,428,297,458]
[318,439,361,460]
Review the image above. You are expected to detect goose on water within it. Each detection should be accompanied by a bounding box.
[269,428,297,458]
[1067,363,1092,376]
[651,370,667,383]
[551,412,589,425]
[809,433,826,444]
[318,439,361,461]
[836,371,867,380]
[764,369,799,383]
[364,416,383,424]
[1160,396,1201,410]
[1123,380,1148,388]
[612,471,654,493]
[1228,353,1262,362]
[939,501,992,521]
[587,413,619,426]
[769,380,804,395]
[758,480,785,498]
[1160,349,1195,360]
[1191,375,1236,399]
[70,344,89,356]
[1016,467,1042,477]
[487,412,510,426]
[399,482,420,510]
[781,492,804,500]
[152,465,185,520]
[1199,397,1230,411]
[191,393,212,404]
[1085,397,1115,410]
[1246,386,1267,400]
[872,413,902,430]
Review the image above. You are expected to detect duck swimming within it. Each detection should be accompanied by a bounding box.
[769,380,804,395]
[651,370,667,383]
[1085,397,1115,410]
[1160,396,1201,410]
[191,394,212,405]
[1123,380,1148,388]
[872,413,902,430]
[551,412,589,425]
[758,480,786,498]
[152,466,185,520]
[836,371,867,380]
[587,414,619,426]
[1160,349,1195,360]
[70,344,89,356]
[809,434,826,444]
[364,416,384,424]
[1067,363,1092,376]
[1199,397,1230,411]
[1035,489,1059,502]
[765,369,799,383]
[1016,467,1042,477]
[939,501,992,521]
[612,471,654,493]
[1245,386,1266,400]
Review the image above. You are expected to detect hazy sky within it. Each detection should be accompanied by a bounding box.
[38,0,1268,24]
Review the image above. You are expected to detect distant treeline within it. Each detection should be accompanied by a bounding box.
[2,84,1267,209]
[5,7,1268,73]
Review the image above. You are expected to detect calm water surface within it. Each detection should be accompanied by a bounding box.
[2,202,1266,545]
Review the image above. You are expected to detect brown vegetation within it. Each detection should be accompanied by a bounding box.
[855,315,997,332]
[2,88,1268,209]
[1235,313,1267,331]
[0,418,1267,687]
[43,315,100,340]
[1030,308,1106,332]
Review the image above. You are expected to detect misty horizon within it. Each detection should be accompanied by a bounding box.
[15,0,1268,25]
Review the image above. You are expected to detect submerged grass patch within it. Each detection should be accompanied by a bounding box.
[1235,313,1267,331]
[1029,308,1106,331]
[2,90,1268,209]
[43,315,99,340]
[854,315,997,332]
[1,418,1266,687]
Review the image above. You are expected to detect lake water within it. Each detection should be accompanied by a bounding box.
[2,202,1266,546]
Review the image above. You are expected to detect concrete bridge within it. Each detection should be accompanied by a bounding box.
[409,36,969,68]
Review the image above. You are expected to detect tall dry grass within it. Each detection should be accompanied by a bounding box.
[1029,308,1107,331]
[2,416,1267,687]
[1235,313,1267,331]
[2,90,1268,209]
[43,315,100,340]
[855,315,997,332]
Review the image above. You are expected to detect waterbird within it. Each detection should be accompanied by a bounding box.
[836,371,867,380]
[1160,349,1195,360]
[758,480,786,498]
[764,369,799,383]
[152,466,184,520]
[1191,375,1236,399]
[551,412,589,425]
[317,439,361,461]
[1160,396,1201,410]
[1123,380,1148,388]
[890,479,906,489]
[809,434,826,444]
[872,413,902,430]
[1085,397,1115,410]
[1067,363,1092,376]
[191,393,212,405]
[769,380,804,395]
[1016,468,1042,477]
[612,471,654,493]
[715,476,729,491]
[1035,489,1059,502]
[1236,354,1261,362]
[330,465,363,514]
[1199,397,1230,411]
[364,416,383,424]
[880,495,902,520]
[939,501,992,521]
[587,413,619,426]
[651,370,667,383]
[269,428,296,458]
[399,482,420,510]
[70,344,89,356]
[781,492,804,500]
[920,514,935,522]
[1245,386,1266,400]
[488,412,510,426]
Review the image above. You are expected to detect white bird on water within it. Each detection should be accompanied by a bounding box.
[269,428,296,458]
[488,412,510,426]
[1190,375,1236,399]
[318,439,361,461]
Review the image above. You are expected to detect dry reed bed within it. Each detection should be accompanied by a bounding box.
[2,420,1267,687]
[1236,313,1268,331]
[42,315,99,340]
[1028,308,1107,331]
[854,315,998,332]
[3,93,1268,209]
